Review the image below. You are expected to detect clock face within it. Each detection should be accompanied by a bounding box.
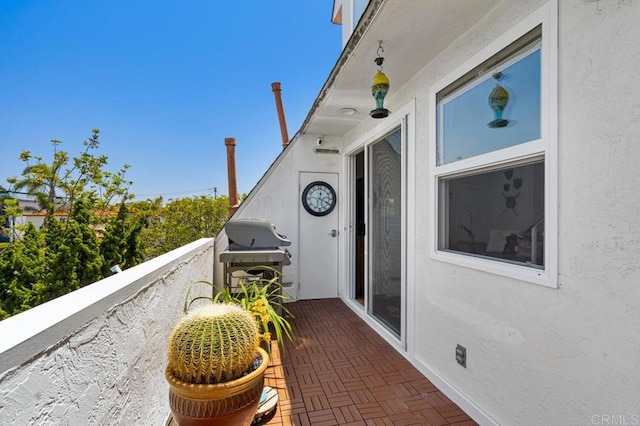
[302,181,336,216]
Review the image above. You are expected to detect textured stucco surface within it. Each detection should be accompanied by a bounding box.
[357,1,640,424]
[0,239,214,425]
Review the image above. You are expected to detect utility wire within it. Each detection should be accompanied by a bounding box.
[4,188,222,199]
[134,187,217,198]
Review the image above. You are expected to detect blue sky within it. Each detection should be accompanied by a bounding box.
[0,1,342,200]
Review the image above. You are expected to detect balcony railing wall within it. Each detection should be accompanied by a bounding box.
[0,238,214,425]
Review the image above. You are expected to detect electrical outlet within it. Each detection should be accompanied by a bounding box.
[456,344,466,368]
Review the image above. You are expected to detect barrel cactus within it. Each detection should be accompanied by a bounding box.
[167,303,260,384]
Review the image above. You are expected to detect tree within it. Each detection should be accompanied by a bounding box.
[163,196,227,247]
[0,129,139,317]
[13,142,66,217]
[0,184,9,236]
[100,202,127,276]
[0,193,18,242]
[35,217,79,304]
[1,131,236,318]
[129,197,164,257]
[71,199,103,286]
[139,195,229,258]
[0,223,44,316]
[123,216,146,267]
[13,130,132,222]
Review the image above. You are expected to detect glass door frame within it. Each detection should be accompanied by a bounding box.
[346,149,365,304]
[344,111,411,350]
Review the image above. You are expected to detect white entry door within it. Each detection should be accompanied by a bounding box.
[298,172,339,299]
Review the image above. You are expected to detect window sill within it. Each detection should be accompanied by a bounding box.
[430,249,557,289]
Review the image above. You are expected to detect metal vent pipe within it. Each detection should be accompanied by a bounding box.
[224,137,239,216]
[271,82,290,148]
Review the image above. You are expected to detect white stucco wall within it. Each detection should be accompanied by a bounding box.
[0,238,214,425]
[216,135,341,301]
[327,0,640,424]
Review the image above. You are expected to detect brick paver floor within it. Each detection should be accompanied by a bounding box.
[261,298,477,426]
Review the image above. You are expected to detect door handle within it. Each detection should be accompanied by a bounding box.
[329,229,338,237]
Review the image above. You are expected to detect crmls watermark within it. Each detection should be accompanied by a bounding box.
[591,414,640,425]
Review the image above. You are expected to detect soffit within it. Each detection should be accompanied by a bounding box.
[303,0,502,137]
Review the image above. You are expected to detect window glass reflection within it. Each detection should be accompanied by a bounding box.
[437,46,541,165]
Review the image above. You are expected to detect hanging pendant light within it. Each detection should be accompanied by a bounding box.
[370,41,390,119]
[488,72,509,128]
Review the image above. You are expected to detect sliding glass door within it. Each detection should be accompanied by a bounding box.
[368,128,402,337]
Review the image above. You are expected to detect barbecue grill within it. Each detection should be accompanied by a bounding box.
[219,219,291,293]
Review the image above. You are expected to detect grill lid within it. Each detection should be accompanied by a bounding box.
[224,218,291,249]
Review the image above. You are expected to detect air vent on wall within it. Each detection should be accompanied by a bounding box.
[314,148,340,154]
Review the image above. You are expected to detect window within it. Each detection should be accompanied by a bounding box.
[441,160,545,268]
[430,6,556,287]
[437,29,541,165]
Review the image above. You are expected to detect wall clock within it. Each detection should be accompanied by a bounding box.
[301,181,337,216]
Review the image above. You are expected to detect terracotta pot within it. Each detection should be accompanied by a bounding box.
[166,347,269,426]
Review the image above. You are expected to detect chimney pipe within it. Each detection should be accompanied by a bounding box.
[224,137,239,216]
[271,82,290,148]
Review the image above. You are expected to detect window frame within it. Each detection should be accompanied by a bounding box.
[428,3,557,288]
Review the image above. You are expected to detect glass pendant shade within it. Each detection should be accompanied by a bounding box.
[370,70,390,119]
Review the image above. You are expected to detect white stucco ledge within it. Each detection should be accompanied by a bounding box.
[0,238,214,375]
